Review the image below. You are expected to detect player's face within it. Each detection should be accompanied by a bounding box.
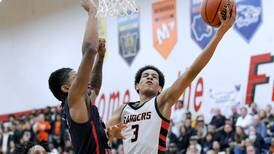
[28,145,47,154]
[136,69,162,96]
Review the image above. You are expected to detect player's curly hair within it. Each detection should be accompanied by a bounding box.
[134,65,165,93]
[48,68,73,102]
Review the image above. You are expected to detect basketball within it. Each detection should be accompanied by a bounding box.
[200,0,235,27]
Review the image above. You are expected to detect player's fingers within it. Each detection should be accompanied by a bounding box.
[117,123,127,127]
[218,11,224,23]
[226,2,230,20]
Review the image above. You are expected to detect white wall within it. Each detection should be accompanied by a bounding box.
[0,0,273,121]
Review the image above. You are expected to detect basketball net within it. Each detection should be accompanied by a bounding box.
[94,0,139,17]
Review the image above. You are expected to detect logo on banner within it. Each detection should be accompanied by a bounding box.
[97,18,107,39]
[152,0,177,59]
[191,0,215,49]
[234,0,262,42]
[118,14,140,66]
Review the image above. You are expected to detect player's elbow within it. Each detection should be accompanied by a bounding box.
[82,42,97,55]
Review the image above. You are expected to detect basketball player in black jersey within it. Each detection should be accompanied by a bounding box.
[107,5,237,153]
[48,0,125,153]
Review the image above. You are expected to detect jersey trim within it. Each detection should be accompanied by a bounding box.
[154,97,170,122]
[90,121,100,154]
[120,104,128,118]
[127,99,150,110]
[157,120,170,153]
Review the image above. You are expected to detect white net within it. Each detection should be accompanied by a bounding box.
[94,0,139,17]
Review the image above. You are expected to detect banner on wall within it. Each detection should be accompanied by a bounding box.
[209,85,241,105]
[97,18,107,39]
[152,0,177,59]
[234,0,262,42]
[191,0,215,49]
[118,14,140,66]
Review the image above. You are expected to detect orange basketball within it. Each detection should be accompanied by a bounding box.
[200,0,235,27]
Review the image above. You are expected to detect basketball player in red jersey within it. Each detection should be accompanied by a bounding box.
[48,0,125,153]
[107,5,237,154]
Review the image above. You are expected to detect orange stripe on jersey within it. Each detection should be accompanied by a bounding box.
[158,145,167,151]
[159,134,166,141]
[161,120,169,130]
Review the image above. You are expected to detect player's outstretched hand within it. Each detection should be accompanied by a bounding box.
[217,2,236,36]
[98,39,106,57]
[108,123,127,142]
[80,0,97,16]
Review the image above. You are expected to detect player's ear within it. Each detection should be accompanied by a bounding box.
[135,84,140,93]
[158,87,162,93]
[61,84,70,93]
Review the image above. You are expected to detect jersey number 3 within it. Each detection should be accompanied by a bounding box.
[131,124,139,142]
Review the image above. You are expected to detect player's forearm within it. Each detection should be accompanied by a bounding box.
[82,14,98,55]
[89,55,104,95]
[162,33,224,103]
[189,33,223,75]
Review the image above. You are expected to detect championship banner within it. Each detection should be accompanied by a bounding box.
[152,0,177,59]
[118,13,140,66]
[190,0,215,49]
[234,0,263,42]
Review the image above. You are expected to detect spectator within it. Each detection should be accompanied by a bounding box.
[250,103,258,115]
[210,108,226,131]
[230,105,239,128]
[236,107,253,133]
[201,133,213,154]
[265,104,272,117]
[14,141,49,154]
[212,141,222,153]
[189,136,202,153]
[253,114,267,138]
[171,100,185,126]
[186,144,199,154]
[176,125,190,153]
[170,100,185,137]
[246,145,257,154]
[7,139,15,154]
[219,124,234,150]
[248,126,266,153]
[195,115,207,139]
[33,114,51,142]
[167,142,179,154]
[231,126,246,154]
[206,150,215,154]
[184,118,196,137]
[207,124,220,141]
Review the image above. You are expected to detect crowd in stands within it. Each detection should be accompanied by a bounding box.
[0,107,73,154]
[0,102,273,154]
[167,102,274,154]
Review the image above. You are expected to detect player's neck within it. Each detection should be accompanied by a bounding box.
[139,93,154,105]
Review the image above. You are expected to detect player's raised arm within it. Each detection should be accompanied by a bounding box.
[158,5,236,108]
[87,39,106,102]
[67,0,98,123]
